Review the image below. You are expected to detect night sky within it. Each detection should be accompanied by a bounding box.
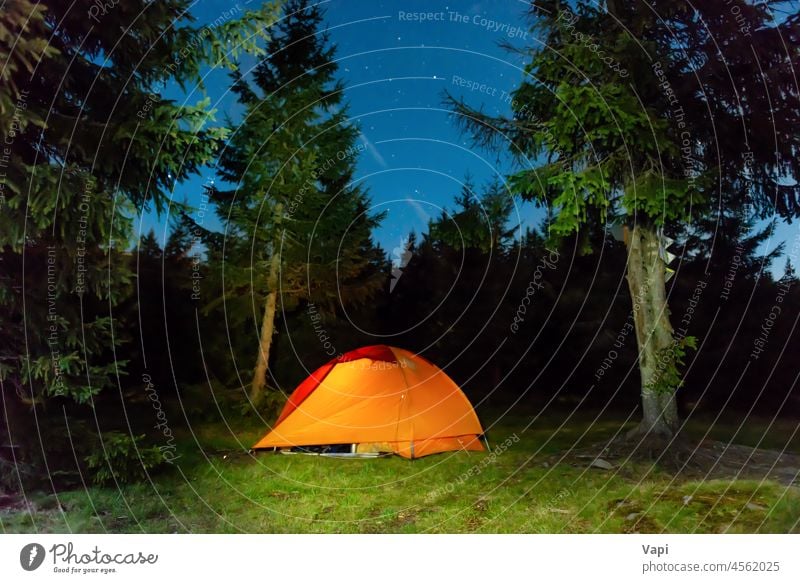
[143,0,794,269]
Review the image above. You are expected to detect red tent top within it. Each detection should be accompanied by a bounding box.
[333,345,397,363]
[273,345,399,425]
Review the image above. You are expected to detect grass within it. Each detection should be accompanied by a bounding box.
[2,412,799,533]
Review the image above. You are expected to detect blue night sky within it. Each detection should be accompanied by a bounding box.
[142,0,797,271]
[140,0,544,253]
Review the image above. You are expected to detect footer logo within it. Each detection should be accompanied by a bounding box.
[20,543,46,571]
[15,542,158,575]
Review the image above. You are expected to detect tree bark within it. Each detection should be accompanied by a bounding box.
[250,203,283,405]
[625,223,679,438]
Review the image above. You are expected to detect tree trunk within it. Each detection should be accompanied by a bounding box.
[250,203,283,405]
[625,223,679,438]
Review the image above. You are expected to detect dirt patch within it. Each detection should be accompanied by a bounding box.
[391,509,417,528]
[312,505,335,520]
[473,498,489,513]
[460,499,493,532]
[360,506,419,532]
[562,434,800,486]
[622,511,661,533]
[466,515,483,531]
[359,521,383,534]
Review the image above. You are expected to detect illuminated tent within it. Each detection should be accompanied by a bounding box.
[253,345,484,458]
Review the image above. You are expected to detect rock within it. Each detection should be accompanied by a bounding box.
[745,502,766,511]
[625,512,640,521]
[682,495,693,505]
[590,458,615,470]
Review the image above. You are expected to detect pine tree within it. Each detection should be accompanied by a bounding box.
[448,0,800,440]
[210,0,385,405]
[429,178,515,253]
[783,259,798,283]
[454,173,477,210]
[0,0,277,487]
[683,193,782,294]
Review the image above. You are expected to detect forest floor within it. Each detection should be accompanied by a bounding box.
[2,412,799,533]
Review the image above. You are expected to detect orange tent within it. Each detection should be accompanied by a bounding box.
[253,345,484,458]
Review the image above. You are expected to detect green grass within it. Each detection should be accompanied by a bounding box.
[3,413,799,533]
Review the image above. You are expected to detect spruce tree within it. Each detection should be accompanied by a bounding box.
[0,0,277,487]
[210,0,384,405]
[429,178,515,254]
[448,1,800,440]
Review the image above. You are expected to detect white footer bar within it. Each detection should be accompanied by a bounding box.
[1,534,797,581]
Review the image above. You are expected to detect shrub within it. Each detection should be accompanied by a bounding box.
[85,432,167,486]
